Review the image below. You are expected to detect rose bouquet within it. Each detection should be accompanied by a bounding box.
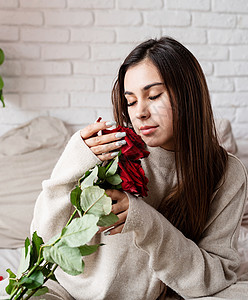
[5,126,149,299]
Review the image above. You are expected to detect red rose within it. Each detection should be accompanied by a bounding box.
[102,125,149,197]
[118,158,149,197]
[103,126,149,160]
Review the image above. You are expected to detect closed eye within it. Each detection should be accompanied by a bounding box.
[127,101,136,107]
[148,93,163,100]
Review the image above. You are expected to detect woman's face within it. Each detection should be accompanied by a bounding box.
[124,59,174,151]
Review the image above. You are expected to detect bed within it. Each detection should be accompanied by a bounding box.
[0,116,247,297]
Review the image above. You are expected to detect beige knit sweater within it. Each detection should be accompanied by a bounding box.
[31,131,248,300]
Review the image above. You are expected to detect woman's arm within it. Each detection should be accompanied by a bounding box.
[30,131,101,242]
[122,155,248,298]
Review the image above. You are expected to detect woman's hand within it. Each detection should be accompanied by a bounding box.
[80,121,126,161]
[99,189,129,235]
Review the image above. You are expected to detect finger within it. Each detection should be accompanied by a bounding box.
[90,139,126,156]
[80,121,116,140]
[99,210,127,233]
[84,131,126,148]
[107,223,125,235]
[105,189,124,199]
[97,151,120,162]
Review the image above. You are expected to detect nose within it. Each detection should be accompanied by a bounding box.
[136,101,150,120]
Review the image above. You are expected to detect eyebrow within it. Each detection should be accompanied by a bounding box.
[124,82,164,95]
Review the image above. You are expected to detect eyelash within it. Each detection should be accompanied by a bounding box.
[127,93,163,107]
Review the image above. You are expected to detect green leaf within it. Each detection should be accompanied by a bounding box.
[0,49,4,65]
[17,238,32,278]
[70,185,83,215]
[5,269,16,295]
[18,270,44,289]
[78,244,104,256]
[106,174,122,185]
[106,155,119,177]
[81,186,112,217]
[45,242,85,276]
[61,214,99,247]
[0,76,4,90]
[98,166,106,179]
[80,166,98,189]
[30,232,44,267]
[97,212,119,227]
[27,286,49,296]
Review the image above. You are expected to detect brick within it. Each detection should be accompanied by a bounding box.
[95,108,114,122]
[20,0,66,8]
[70,92,112,108]
[95,76,115,92]
[48,108,95,125]
[92,44,133,61]
[73,61,119,76]
[145,11,191,26]
[187,45,228,61]
[215,62,248,76]
[208,29,248,44]
[21,94,69,108]
[21,28,69,43]
[162,28,206,44]
[0,26,18,41]
[235,78,248,91]
[237,15,248,29]
[0,11,43,26]
[95,11,142,26]
[0,0,18,8]
[206,77,234,92]
[67,0,114,9]
[166,0,210,10]
[237,107,248,122]
[45,77,94,92]
[0,61,22,76]
[4,78,44,93]
[41,45,89,60]
[0,108,48,125]
[117,27,161,43]
[2,94,20,108]
[44,11,93,26]
[212,107,236,123]
[230,46,248,60]
[0,43,40,59]
[213,0,248,13]
[192,12,236,28]
[71,28,115,43]
[200,62,213,76]
[118,0,163,9]
[23,61,71,76]
[211,93,248,107]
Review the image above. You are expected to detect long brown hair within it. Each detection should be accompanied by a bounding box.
[112,36,227,243]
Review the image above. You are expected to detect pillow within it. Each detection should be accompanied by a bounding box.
[0,116,70,248]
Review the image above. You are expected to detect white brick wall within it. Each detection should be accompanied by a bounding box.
[0,0,247,169]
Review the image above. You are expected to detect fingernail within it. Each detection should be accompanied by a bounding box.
[116,140,127,146]
[110,151,119,157]
[106,121,116,127]
[104,230,111,236]
[115,132,126,138]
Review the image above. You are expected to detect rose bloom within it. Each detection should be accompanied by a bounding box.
[102,125,149,197]
[103,126,149,160]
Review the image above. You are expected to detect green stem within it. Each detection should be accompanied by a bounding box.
[66,209,77,226]
[22,264,58,300]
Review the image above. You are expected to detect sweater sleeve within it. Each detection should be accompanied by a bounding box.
[30,131,101,242]
[122,155,248,298]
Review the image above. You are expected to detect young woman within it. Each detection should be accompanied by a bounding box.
[31,37,248,299]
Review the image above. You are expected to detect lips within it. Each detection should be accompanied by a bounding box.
[139,125,158,135]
